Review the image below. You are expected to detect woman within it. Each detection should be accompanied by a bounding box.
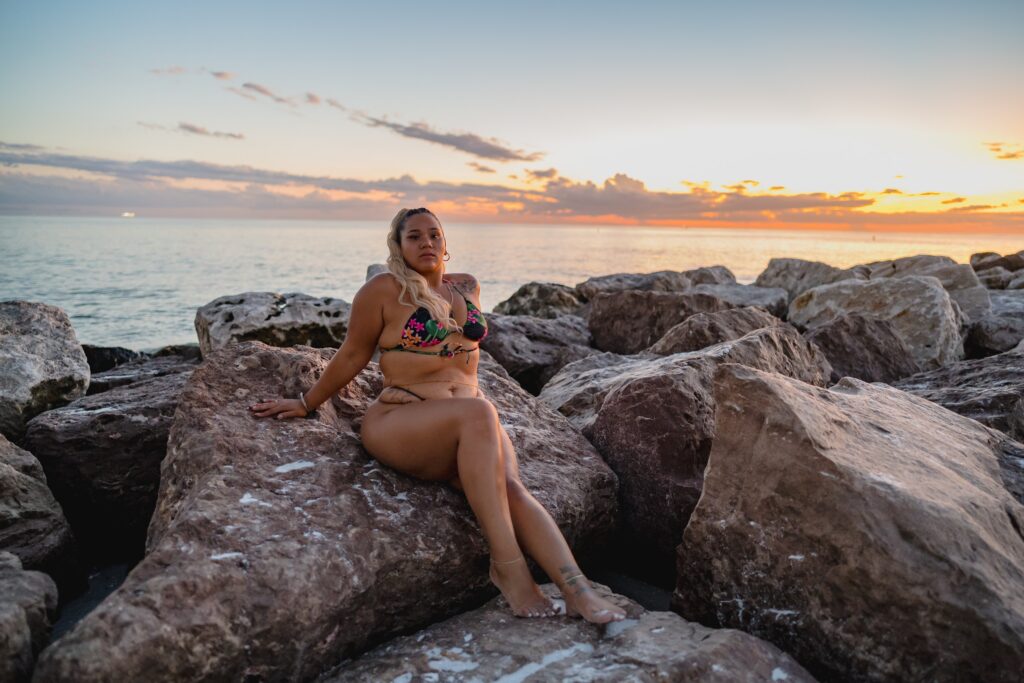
[250,207,625,624]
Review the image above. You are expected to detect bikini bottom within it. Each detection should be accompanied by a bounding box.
[377,381,482,404]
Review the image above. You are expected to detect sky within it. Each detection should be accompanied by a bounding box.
[1,0,1023,232]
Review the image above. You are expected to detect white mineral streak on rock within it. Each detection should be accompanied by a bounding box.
[493,643,595,683]
[772,668,791,681]
[239,492,272,507]
[274,460,315,473]
[210,552,244,561]
[602,618,639,638]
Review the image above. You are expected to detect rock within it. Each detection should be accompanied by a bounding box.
[322,582,815,683]
[194,292,351,358]
[754,258,866,303]
[575,271,693,301]
[1007,271,1024,290]
[148,343,202,361]
[479,313,595,394]
[978,266,1014,289]
[0,551,59,683]
[0,302,90,442]
[364,263,388,281]
[647,306,783,355]
[80,345,143,374]
[673,364,1024,683]
[895,347,1024,440]
[86,353,199,395]
[586,326,831,558]
[33,342,618,682]
[587,290,735,354]
[493,282,585,319]
[789,276,964,369]
[692,283,789,318]
[0,435,80,591]
[681,265,736,285]
[855,254,990,323]
[966,290,1024,356]
[803,313,921,384]
[23,368,194,564]
[972,250,1024,273]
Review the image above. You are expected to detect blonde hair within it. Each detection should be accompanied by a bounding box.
[385,208,462,333]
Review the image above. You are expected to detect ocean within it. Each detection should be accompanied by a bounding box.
[1,215,1019,351]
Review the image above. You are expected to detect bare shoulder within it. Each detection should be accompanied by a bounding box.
[362,272,401,298]
[444,272,481,294]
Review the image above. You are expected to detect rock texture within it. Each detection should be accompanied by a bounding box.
[0,435,79,591]
[322,582,815,683]
[754,258,865,303]
[587,290,735,354]
[480,313,596,394]
[575,271,693,300]
[0,302,90,441]
[33,341,618,682]
[492,282,585,318]
[673,364,1024,683]
[0,551,59,683]
[194,292,351,357]
[692,283,789,318]
[803,313,921,384]
[979,266,1014,290]
[80,345,143,374]
[585,327,831,557]
[972,250,1024,273]
[895,347,1024,439]
[86,352,199,395]
[967,290,1024,356]
[647,307,783,355]
[856,254,990,323]
[681,265,736,285]
[23,368,194,563]
[789,275,964,369]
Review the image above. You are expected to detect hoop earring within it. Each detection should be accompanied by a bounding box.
[443,251,451,261]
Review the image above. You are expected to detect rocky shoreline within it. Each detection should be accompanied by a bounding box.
[1,251,1022,682]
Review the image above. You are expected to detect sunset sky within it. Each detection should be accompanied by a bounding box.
[1,0,1022,232]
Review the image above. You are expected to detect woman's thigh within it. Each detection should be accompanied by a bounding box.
[450,425,521,492]
[360,397,498,482]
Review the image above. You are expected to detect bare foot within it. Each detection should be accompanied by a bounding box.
[558,565,626,624]
[489,556,558,618]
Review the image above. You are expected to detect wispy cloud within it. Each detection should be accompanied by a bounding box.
[468,162,496,174]
[207,70,236,80]
[985,141,1024,160]
[241,82,294,106]
[148,66,187,76]
[349,113,543,162]
[305,92,321,105]
[137,121,245,140]
[526,168,558,180]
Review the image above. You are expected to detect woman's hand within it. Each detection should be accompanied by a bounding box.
[249,398,308,420]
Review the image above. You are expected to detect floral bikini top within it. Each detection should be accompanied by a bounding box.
[379,282,489,360]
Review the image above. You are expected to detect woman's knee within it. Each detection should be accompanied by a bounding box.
[457,397,501,436]
[506,477,531,505]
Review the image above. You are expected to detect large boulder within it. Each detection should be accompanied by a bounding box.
[692,283,789,318]
[967,290,1024,356]
[0,435,80,590]
[80,345,144,374]
[575,270,693,301]
[23,368,194,564]
[647,306,783,355]
[754,258,866,303]
[480,313,596,395]
[978,266,1015,290]
[586,326,831,557]
[1008,270,1024,290]
[194,292,351,358]
[895,347,1024,440]
[0,551,58,683]
[322,582,815,682]
[587,290,735,354]
[972,250,1024,273]
[788,275,964,369]
[33,342,618,682]
[673,364,1024,683]
[681,265,736,285]
[803,313,921,384]
[86,352,199,395]
[0,302,90,442]
[492,282,585,318]
[856,254,990,323]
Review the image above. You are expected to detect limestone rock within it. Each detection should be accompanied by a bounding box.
[1007,270,1024,290]
[856,254,990,323]
[895,347,1024,439]
[33,342,617,682]
[788,275,964,369]
[364,263,388,281]
[0,435,80,590]
[585,327,831,557]
[80,345,143,374]
[0,551,58,683]
[673,364,1024,683]
[23,369,193,564]
[492,282,585,318]
[86,353,199,395]
[322,582,815,683]
[970,251,1001,270]
[587,290,735,354]
[803,313,921,384]
[148,343,202,361]
[480,313,595,394]
[691,283,789,318]
[575,270,693,301]
[967,290,1024,356]
[979,266,1014,289]
[0,302,90,442]
[194,292,351,357]
[647,306,783,355]
[754,258,866,303]
[681,265,737,285]
[972,250,1024,273]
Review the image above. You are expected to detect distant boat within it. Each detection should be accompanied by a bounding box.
[120,211,136,218]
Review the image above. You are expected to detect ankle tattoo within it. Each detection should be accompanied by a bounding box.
[559,565,592,597]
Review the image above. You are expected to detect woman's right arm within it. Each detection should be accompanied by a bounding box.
[250,276,387,419]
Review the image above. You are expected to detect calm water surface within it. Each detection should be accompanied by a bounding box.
[1,216,1019,350]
